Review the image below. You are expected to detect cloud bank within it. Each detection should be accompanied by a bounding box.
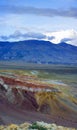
[45,29,77,46]
[46,29,77,45]
[0,29,77,46]
[0,31,46,40]
[0,31,54,41]
[0,5,77,18]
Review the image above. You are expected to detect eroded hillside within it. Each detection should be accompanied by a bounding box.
[0,69,77,128]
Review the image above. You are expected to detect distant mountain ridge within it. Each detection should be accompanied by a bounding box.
[0,40,77,64]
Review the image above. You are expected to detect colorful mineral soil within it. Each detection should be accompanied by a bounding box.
[0,68,77,128]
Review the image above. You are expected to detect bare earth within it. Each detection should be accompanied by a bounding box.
[0,67,77,128]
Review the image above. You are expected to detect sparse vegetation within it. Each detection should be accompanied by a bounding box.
[29,122,47,130]
[0,122,76,130]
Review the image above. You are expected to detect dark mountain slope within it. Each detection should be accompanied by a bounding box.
[0,40,77,64]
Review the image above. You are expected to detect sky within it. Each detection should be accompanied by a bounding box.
[0,0,77,45]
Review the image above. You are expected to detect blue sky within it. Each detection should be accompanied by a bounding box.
[0,0,77,45]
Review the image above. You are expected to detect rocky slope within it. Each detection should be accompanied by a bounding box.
[0,70,77,128]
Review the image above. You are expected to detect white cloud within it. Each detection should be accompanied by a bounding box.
[45,29,77,46]
[0,29,77,46]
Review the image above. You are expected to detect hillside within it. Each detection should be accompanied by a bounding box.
[0,69,77,128]
[0,40,77,64]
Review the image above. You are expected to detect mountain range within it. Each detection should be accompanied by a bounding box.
[0,40,77,64]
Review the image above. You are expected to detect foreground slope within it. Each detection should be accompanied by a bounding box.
[0,69,77,128]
